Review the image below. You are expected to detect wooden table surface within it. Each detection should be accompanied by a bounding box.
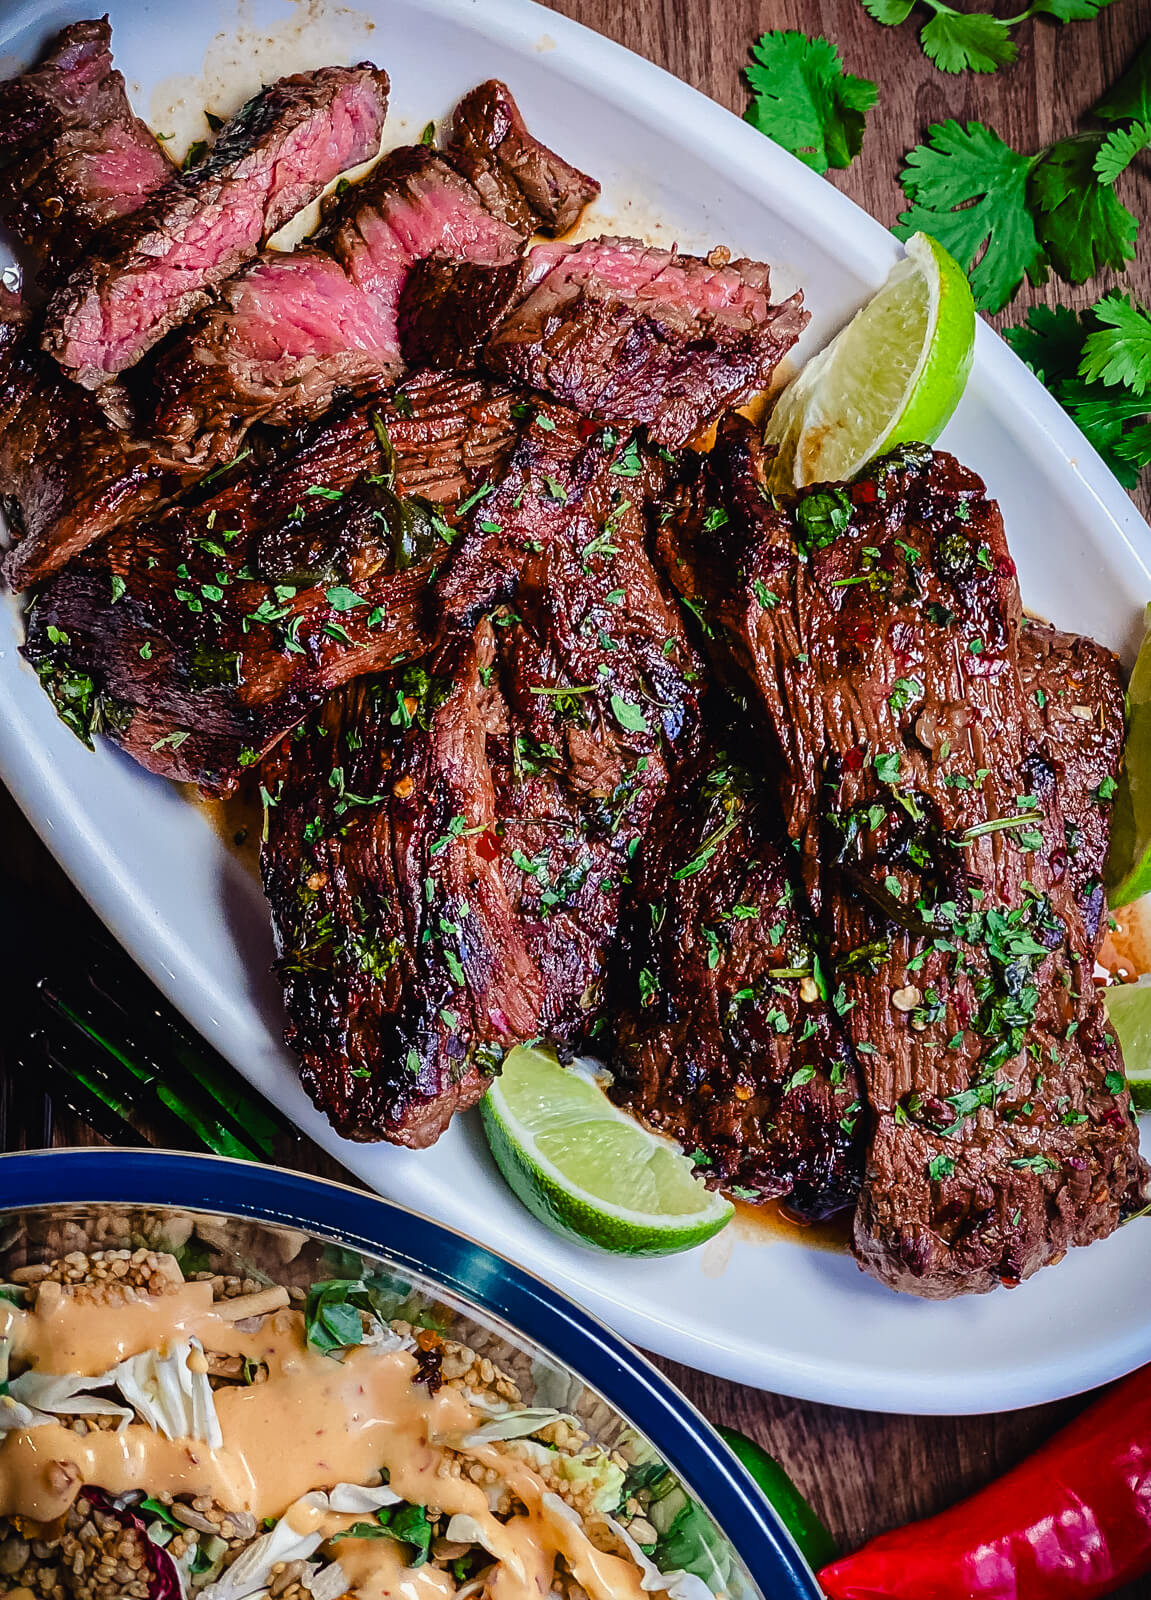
[4,0,1151,1588]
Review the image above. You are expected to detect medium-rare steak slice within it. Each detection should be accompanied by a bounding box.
[149,81,600,470]
[0,290,190,591]
[445,79,600,236]
[150,144,520,465]
[404,236,808,446]
[261,407,702,1143]
[1019,620,1124,955]
[0,17,174,278]
[609,735,863,1218]
[23,372,519,791]
[42,62,390,385]
[664,423,1145,1298]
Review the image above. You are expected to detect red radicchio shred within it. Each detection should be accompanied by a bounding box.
[83,1489,184,1600]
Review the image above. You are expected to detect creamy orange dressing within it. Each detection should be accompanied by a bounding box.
[336,1538,458,1599]
[0,1283,675,1600]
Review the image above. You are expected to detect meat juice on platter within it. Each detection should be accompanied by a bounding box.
[0,16,1146,1307]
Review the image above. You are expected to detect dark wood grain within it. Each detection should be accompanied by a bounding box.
[4,1,1151,1586]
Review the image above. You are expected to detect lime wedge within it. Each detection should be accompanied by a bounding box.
[764,231,975,489]
[481,1045,733,1256]
[1103,983,1151,1111]
[1105,603,1151,908]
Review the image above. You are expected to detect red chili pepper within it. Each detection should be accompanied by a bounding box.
[819,1363,1151,1600]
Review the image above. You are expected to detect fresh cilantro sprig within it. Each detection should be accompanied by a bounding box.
[863,0,1117,75]
[744,31,878,174]
[895,102,1144,311]
[1005,295,1151,487]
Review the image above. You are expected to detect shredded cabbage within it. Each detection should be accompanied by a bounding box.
[4,1339,221,1445]
[324,1483,402,1515]
[458,1406,578,1445]
[197,1496,326,1600]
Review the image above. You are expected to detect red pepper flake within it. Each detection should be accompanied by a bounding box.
[996,555,1017,579]
[475,829,501,862]
[853,479,878,504]
[843,618,874,647]
[843,747,865,772]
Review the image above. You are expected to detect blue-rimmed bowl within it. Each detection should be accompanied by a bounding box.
[0,1148,822,1599]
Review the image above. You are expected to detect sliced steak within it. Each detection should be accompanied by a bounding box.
[261,407,702,1143]
[149,145,522,465]
[42,62,390,385]
[445,79,600,236]
[0,17,174,278]
[1019,620,1124,954]
[260,644,541,1146]
[23,372,519,791]
[0,291,189,591]
[663,424,1145,1298]
[609,735,863,1217]
[406,236,807,446]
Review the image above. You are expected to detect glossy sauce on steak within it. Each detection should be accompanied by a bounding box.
[610,733,863,1217]
[260,406,702,1141]
[663,424,1145,1297]
[24,372,519,791]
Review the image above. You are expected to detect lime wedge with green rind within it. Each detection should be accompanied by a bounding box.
[1103,982,1151,1112]
[764,231,975,490]
[481,1045,732,1256]
[1106,603,1151,908]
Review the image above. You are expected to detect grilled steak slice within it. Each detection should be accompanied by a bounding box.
[0,291,189,591]
[42,62,390,385]
[609,737,863,1218]
[1019,620,1124,954]
[261,407,701,1143]
[664,424,1144,1298]
[409,236,807,446]
[24,372,519,791]
[399,253,528,371]
[261,645,542,1146]
[0,18,174,279]
[445,79,600,236]
[149,145,522,465]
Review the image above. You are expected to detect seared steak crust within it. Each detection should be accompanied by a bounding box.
[609,737,863,1217]
[445,79,600,236]
[408,236,808,446]
[260,644,540,1146]
[1020,621,1124,954]
[24,372,519,791]
[664,423,1144,1297]
[261,406,702,1143]
[0,292,190,591]
[0,18,174,278]
[42,62,390,384]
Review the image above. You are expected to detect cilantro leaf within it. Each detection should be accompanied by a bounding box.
[1078,294,1151,392]
[1005,298,1151,486]
[1029,0,1117,17]
[1002,303,1085,382]
[896,121,1045,312]
[920,8,1016,74]
[744,30,877,174]
[1028,136,1138,282]
[1094,35,1151,124]
[862,0,915,18]
[1094,121,1151,184]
